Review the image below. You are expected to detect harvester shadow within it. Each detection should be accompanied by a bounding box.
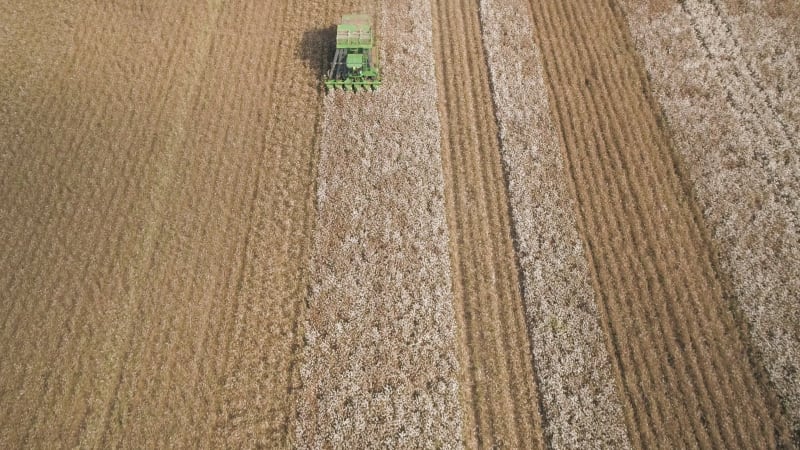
[297,25,337,80]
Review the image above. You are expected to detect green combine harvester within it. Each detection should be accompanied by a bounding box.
[324,14,381,91]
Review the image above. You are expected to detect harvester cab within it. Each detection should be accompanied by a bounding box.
[324,14,381,91]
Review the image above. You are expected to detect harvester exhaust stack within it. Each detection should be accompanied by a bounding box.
[324,14,381,91]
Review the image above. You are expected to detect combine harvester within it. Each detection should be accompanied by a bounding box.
[324,14,381,91]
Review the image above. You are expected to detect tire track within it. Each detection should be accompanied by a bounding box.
[525,0,792,447]
[620,0,800,438]
[430,0,546,447]
[476,0,631,447]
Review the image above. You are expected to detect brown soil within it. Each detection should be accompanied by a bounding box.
[2,0,797,447]
[620,0,800,437]
[525,0,792,447]
[0,1,334,447]
[477,0,631,447]
[430,0,546,448]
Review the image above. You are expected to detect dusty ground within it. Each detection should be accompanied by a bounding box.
[1,0,796,448]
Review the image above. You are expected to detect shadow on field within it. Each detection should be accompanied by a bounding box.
[297,25,336,79]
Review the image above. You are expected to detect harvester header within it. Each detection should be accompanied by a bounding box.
[324,14,381,91]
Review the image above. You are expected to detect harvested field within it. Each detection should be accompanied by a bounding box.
[430,0,546,447]
[477,0,629,447]
[1,0,797,447]
[620,0,800,435]
[1,0,337,447]
[526,0,792,447]
[297,0,463,446]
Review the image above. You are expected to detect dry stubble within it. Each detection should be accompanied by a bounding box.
[477,0,630,447]
[0,0,335,447]
[1,3,222,446]
[430,0,547,447]
[526,0,792,447]
[620,0,800,437]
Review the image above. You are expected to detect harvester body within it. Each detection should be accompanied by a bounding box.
[325,14,381,91]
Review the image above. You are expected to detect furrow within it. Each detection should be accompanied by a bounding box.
[207,0,336,446]
[525,0,792,447]
[561,2,741,445]
[430,2,483,444]
[430,0,547,447]
[477,0,634,446]
[529,3,676,445]
[620,0,800,437]
[451,0,525,444]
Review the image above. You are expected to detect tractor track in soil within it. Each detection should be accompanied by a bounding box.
[0,1,341,447]
[430,0,546,447]
[3,0,797,447]
[525,0,792,447]
[620,0,800,436]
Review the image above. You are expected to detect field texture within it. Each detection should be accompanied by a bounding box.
[525,0,791,447]
[1,0,796,448]
[477,0,630,447]
[1,0,335,447]
[429,0,548,447]
[297,0,463,446]
[620,0,800,436]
